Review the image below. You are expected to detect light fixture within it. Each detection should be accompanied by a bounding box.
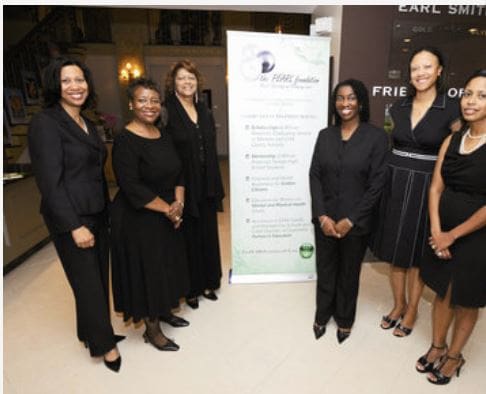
[120,62,141,82]
[403,38,411,43]
[468,28,478,35]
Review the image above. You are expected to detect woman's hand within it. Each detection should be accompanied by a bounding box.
[319,215,339,238]
[335,218,353,238]
[168,200,184,219]
[165,201,184,229]
[71,226,95,248]
[429,231,455,260]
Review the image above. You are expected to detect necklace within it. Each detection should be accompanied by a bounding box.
[465,129,486,139]
[73,116,88,134]
[460,128,486,154]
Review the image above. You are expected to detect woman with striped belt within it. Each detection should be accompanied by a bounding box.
[371,46,461,337]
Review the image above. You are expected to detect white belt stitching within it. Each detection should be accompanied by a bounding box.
[392,148,438,161]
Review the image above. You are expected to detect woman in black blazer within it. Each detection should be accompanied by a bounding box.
[28,57,122,372]
[310,79,388,343]
[164,60,225,309]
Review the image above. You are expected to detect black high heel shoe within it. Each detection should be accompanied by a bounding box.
[336,328,351,344]
[203,290,218,301]
[416,343,447,373]
[160,314,190,327]
[104,355,122,373]
[186,297,199,309]
[143,331,180,351]
[380,314,399,329]
[313,322,326,340]
[427,354,465,385]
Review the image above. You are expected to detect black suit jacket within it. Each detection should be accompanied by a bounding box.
[165,93,224,217]
[309,123,389,235]
[28,103,108,234]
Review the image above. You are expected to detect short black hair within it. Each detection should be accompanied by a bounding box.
[41,57,96,109]
[127,77,161,101]
[331,79,370,126]
[463,69,486,88]
[407,46,447,96]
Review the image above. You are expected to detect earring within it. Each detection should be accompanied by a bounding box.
[129,104,133,110]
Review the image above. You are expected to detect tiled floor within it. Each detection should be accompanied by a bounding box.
[3,161,485,393]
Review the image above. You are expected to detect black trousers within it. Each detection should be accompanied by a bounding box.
[50,214,116,357]
[314,226,368,329]
[182,198,222,298]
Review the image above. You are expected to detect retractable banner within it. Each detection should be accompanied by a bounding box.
[228,31,330,283]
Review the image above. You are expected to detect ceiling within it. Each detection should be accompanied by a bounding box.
[127,4,318,14]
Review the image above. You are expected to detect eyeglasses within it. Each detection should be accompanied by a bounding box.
[134,98,161,105]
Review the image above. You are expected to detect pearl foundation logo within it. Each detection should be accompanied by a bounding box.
[240,46,276,81]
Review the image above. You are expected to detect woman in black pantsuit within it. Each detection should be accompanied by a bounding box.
[415,70,486,385]
[310,79,388,343]
[164,60,225,309]
[28,57,122,372]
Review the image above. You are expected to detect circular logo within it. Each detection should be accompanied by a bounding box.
[257,50,275,73]
[299,243,314,259]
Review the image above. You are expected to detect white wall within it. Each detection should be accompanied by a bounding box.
[312,5,343,88]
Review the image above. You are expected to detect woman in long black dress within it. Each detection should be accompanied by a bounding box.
[310,79,388,343]
[416,70,486,385]
[28,57,122,372]
[111,78,189,351]
[372,47,461,336]
[164,60,225,309]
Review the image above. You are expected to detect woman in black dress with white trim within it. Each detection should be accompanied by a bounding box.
[372,47,461,337]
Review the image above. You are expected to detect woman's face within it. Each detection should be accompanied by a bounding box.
[130,87,161,125]
[461,76,486,124]
[60,65,88,108]
[174,67,198,99]
[335,85,359,123]
[409,51,442,93]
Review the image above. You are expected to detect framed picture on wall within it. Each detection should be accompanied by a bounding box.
[3,110,13,146]
[201,88,212,110]
[21,70,41,105]
[4,88,29,125]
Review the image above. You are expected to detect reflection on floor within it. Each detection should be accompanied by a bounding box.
[4,160,485,393]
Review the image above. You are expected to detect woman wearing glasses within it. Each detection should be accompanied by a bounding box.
[164,60,225,309]
[110,78,189,351]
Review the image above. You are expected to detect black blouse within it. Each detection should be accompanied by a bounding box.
[165,93,224,217]
[111,129,184,209]
[390,94,460,155]
[309,123,389,235]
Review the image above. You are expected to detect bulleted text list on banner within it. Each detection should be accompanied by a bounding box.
[227,31,330,283]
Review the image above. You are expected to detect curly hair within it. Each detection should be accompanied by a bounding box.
[41,57,96,109]
[127,77,161,101]
[407,46,447,97]
[331,79,370,126]
[164,59,203,99]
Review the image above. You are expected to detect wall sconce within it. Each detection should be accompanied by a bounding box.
[120,62,141,82]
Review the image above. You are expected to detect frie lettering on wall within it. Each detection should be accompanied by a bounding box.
[372,86,465,98]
